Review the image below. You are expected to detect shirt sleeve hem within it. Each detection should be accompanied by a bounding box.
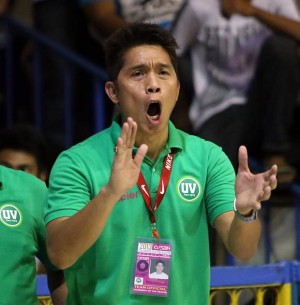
[45,209,79,224]
[210,207,234,227]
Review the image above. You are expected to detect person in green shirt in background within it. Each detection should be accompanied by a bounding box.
[45,23,277,305]
[0,165,66,304]
[0,124,58,274]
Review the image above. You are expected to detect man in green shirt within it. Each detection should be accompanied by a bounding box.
[45,23,277,305]
[0,165,66,304]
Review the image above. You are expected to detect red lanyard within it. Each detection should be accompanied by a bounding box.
[137,153,174,239]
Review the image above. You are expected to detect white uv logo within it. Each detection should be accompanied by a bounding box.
[177,177,201,202]
[0,204,22,227]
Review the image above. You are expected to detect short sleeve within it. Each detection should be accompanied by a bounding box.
[205,146,236,226]
[33,182,57,270]
[45,151,91,224]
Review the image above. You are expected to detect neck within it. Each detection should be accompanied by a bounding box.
[135,129,168,161]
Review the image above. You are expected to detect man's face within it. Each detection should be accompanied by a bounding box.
[156,262,164,273]
[106,45,180,137]
[0,149,46,181]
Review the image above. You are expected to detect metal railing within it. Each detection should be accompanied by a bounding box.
[2,15,108,148]
[36,261,300,305]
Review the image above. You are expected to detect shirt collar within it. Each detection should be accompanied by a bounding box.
[110,115,183,155]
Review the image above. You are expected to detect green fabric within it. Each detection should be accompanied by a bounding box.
[46,119,235,305]
[0,166,51,305]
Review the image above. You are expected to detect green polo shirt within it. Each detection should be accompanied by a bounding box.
[45,119,235,305]
[0,166,50,305]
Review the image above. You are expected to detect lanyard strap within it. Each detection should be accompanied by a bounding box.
[137,153,174,239]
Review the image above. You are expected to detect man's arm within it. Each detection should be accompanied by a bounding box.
[46,118,148,269]
[214,210,261,261]
[82,0,127,37]
[221,0,300,41]
[47,269,67,305]
[214,146,277,261]
[172,2,201,56]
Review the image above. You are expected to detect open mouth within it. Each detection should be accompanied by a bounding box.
[146,101,161,121]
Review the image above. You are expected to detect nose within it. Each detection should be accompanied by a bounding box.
[146,74,161,93]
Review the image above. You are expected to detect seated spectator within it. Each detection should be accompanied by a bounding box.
[80,0,186,39]
[0,124,50,182]
[172,0,300,185]
[0,165,67,304]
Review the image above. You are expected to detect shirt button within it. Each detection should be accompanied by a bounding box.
[152,168,156,172]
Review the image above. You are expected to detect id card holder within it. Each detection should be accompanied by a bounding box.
[130,237,173,297]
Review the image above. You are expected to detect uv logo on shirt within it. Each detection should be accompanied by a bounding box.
[0,204,22,227]
[177,177,201,202]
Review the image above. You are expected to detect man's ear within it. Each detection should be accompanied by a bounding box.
[176,80,180,101]
[105,81,118,104]
[38,170,48,182]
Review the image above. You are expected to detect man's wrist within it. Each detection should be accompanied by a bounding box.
[233,198,258,222]
[98,185,122,203]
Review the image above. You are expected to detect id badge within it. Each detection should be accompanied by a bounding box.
[131,237,173,297]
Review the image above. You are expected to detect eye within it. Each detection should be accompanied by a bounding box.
[159,70,170,77]
[19,165,30,172]
[132,70,145,77]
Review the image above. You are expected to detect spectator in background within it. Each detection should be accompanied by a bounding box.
[0,124,51,274]
[79,0,186,38]
[0,165,67,305]
[0,124,50,183]
[172,0,300,184]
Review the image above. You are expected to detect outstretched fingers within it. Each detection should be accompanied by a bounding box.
[125,117,137,149]
[262,164,278,190]
[115,117,137,155]
[237,145,250,173]
[258,186,272,202]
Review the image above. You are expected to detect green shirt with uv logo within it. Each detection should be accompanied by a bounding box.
[0,166,50,305]
[46,119,235,305]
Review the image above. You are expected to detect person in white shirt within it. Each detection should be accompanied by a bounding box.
[172,0,300,183]
[149,260,169,280]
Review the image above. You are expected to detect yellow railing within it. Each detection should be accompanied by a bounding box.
[38,297,53,305]
[210,283,291,305]
[210,261,299,305]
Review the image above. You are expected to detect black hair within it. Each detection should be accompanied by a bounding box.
[0,125,49,173]
[103,23,179,81]
[156,260,165,266]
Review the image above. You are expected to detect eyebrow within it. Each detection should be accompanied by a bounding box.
[0,161,12,168]
[127,63,173,71]
[0,161,31,170]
